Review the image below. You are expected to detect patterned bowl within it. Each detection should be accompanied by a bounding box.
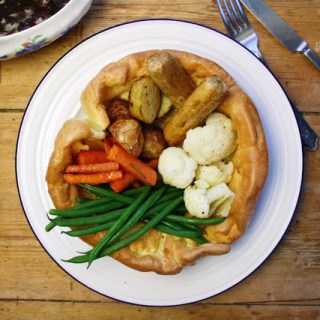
[0,0,92,60]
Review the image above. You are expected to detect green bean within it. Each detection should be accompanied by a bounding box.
[71,196,116,209]
[120,183,164,197]
[76,197,92,203]
[79,184,145,204]
[48,182,178,218]
[86,186,153,267]
[151,222,207,244]
[156,218,187,231]
[61,221,115,237]
[149,216,201,235]
[78,184,112,198]
[121,187,144,196]
[172,204,187,213]
[63,196,183,264]
[49,201,127,219]
[48,207,125,227]
[174,220,203,233]
[59,199,201,239]
[140,216,204,242]
[46,193,172,231]
[45,221,56,232]
[152,180,166,189]
[165,215,226,225]
[157,189,183,201]
[59,197,113,211]
[107,186,166,246]
[48,197,125,217]
[145,210,204,234]
[122,185,164,197]
[142,198,180,219]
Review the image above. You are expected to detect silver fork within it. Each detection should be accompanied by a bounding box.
[215,0,318,151]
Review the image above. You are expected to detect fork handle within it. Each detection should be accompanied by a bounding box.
[288,97,318,151]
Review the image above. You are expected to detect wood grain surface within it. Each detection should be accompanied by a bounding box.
[0,1,319,319]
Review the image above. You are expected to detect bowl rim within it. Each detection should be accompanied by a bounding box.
[0,0,92,59]
[0,0,90,41]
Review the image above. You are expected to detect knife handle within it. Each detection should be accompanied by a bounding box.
[302,47,320,72]
[259,57,318,151]
[289,98,319,151]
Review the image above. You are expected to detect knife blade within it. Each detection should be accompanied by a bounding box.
[240,0,320,71]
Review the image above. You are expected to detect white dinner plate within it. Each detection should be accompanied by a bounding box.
[16,19,303,306]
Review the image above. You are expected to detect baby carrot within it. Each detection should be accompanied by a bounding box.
[109,172,137,193]
[146,158,159,170]
[63,171,123,185]
[107,144,157,186]
[77,150,107,165]
[109,159,158,192]
[65,162,119,173]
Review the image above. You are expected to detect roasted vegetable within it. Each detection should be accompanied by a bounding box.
[157,94,173,119]
[108,118,144,157]
[141,126,166,159]
[129,77,161,124]
[106,99,131,123]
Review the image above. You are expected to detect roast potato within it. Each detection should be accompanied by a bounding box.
[106,99,131,123]
[157,94,173,119]
[141,126,166,159]
[108,118,144,157]
[129,77,161,124]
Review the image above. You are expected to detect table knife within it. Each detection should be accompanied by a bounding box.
[240,0,320,71]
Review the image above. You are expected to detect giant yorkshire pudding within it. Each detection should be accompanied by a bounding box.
[46,50,268,274]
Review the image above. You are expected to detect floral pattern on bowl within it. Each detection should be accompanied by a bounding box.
[14,35,50,57]
[0,0,92,60]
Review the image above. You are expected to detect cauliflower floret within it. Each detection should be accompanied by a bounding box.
[158,147,197,189]
[205,112,230,126]
[196,161,234,187]
[183,112,236,165]
[184,181,235,218]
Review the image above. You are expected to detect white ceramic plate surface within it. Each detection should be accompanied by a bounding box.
[16,19,303,306]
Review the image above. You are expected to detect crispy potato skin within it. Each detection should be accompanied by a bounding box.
[106,99,144,157]
[108,118,144,157]
[106,99,131,123]
[157,94,173,119]
[141,126,166,159]
[129,77,161,124]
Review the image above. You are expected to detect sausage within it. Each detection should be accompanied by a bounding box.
[147,52,196,108]
[163,76,228,146]
[108,119,144,157]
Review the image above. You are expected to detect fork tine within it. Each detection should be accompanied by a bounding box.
[215,0,234,35]
[215,0,265,61]
[229,0,242,26]
[223,0,239,31]
[233,0,251,27]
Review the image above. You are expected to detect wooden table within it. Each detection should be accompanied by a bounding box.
[1,1,319,318]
